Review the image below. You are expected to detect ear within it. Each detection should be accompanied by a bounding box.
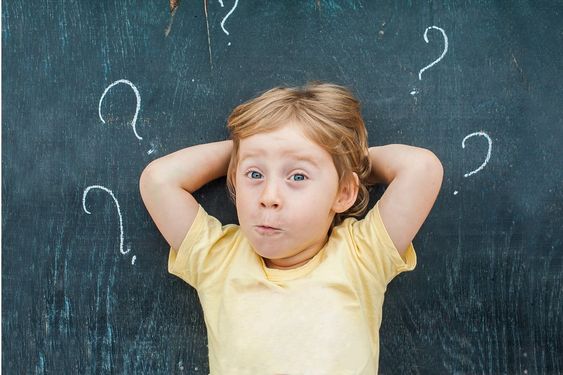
[333,172,359,213]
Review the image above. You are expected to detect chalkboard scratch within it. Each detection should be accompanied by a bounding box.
[58,3,69,50]
[101,10,111,80]
[1,5,9,42]
[331,55,350,82]
[165,12,176,37]
[87,231,120,373]
[165,0,180,37]
[36,352,46,374]
[511,53,522,74]
[204,0,213,69]
[99,263,117,372]
[165,0,213,67]
[170,0,180,13]
[510,52,528,87]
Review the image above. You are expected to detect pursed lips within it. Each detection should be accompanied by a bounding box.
[254,225,283,235]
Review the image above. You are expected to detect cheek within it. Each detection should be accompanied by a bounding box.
[297,188,336,209]
[235,188,255,218]
[287,192,336,226]
[288,197,331,222]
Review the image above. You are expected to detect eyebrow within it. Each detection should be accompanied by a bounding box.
[238,150,321,167]
[286,154,321,167]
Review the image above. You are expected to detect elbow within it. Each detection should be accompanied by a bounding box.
[139,161,164,198]
[139,162,153,189]
[421,150,444,190]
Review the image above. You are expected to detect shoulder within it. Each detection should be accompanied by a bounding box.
[184,205,240,244]
[330,202,417,284]
[168,205,244,289]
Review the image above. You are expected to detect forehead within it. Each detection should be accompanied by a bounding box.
[238,125,330,163]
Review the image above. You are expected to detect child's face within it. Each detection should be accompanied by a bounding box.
[234,124,343,269]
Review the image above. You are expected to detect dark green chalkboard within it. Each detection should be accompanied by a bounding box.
[3,1,562,374]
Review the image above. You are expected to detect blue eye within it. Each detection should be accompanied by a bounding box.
[291,173,306,181]
[248,171,263,179]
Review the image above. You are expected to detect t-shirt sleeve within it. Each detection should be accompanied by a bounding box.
[350,200,417,286]
[168,205,238,291]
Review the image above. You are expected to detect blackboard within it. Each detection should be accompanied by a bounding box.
[3,1,562,374]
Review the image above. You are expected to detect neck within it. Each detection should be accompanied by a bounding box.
[264,256,314,270]
[263,239,327,270]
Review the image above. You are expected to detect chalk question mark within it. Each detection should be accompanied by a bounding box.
[411,26,449,95]
[462,131,492,177]
[98,79,142,141]
[219,0,239,45]
[82,185,136,265]
[453,131,492,195]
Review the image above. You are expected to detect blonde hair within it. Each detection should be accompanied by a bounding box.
[226,81,372,225]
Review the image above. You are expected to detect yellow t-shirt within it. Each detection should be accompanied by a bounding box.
[169,201,416,374]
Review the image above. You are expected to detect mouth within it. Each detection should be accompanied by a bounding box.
[254,225,283,235]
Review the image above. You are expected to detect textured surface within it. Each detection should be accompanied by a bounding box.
[2,1,562,374]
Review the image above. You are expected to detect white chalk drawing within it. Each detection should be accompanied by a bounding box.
[98,79,142,140]
[418,26,448,80]
[462,131,492,177]
[219,0,239,36]
[82,185,132,257]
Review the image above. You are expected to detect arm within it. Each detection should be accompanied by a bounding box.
[368,144,443,257]
[139,140,233,250]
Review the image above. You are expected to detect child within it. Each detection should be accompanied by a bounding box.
[139,82,443,374]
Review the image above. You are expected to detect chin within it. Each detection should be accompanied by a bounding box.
[252,247,283,260]
[250,242,287,260]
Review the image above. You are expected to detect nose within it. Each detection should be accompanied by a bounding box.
[260,179,282,209]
